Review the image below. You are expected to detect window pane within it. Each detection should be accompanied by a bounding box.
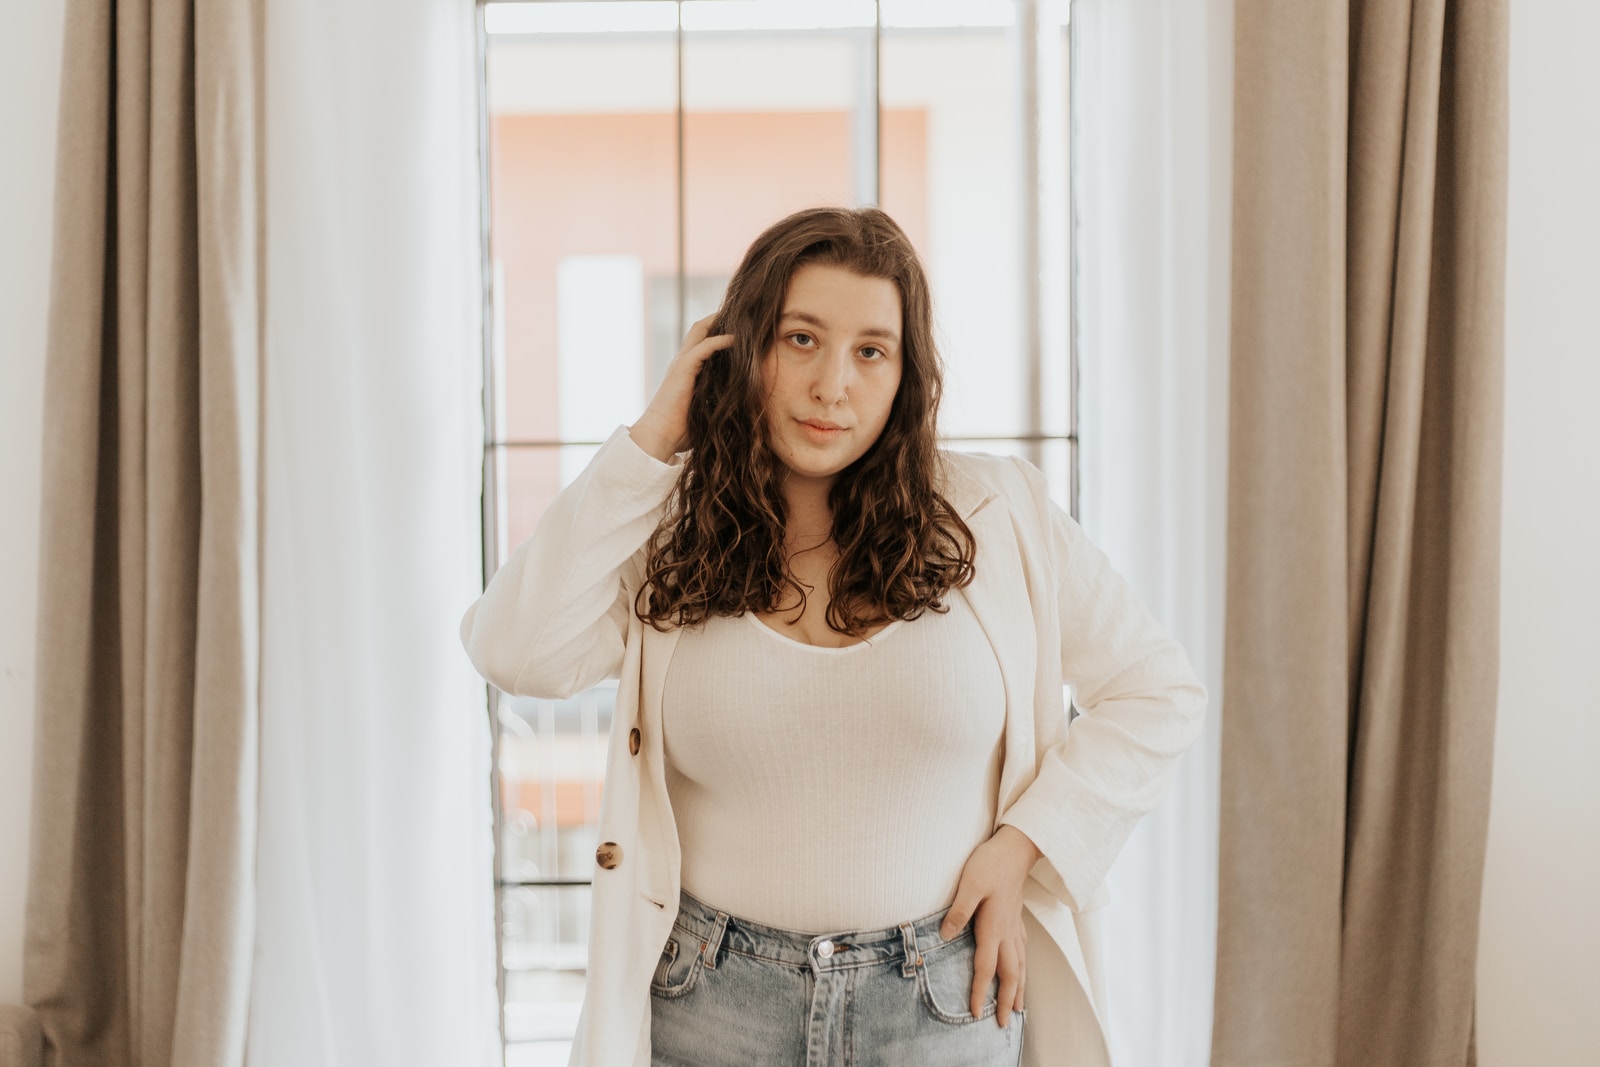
[497,686,615,1047]
[882,17,1022,438]
[495,443,613,569]
[487,32,678,444]
[881,2,1073,445]
[498,689,614,885]
[1042,2,1072,441]
[500,882,594,1046]
[681,12,880,305]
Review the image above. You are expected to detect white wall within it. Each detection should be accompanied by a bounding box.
[0,0,65,1009]
[1476,3,1600,1065]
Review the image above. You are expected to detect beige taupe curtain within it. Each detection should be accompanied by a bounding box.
[1214,1,1507,1064]
[25,1,262,1064]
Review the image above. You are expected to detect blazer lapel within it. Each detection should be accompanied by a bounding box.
[940,454,1042,816]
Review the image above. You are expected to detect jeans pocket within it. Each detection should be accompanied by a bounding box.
[916,931,1000,1025]
[649,932,705,999]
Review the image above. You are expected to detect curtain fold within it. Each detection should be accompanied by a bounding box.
[25,1,262,1065]
[1214,1,1508,1063]
[28,2,493,1064]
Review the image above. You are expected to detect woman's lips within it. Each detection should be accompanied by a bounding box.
[796,419,846,442]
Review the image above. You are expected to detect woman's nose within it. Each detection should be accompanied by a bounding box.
[811,349,851,405]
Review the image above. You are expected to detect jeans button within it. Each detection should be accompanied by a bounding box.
[816,939,834,959]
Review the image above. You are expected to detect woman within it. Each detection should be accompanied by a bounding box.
[461,207,1206,1067]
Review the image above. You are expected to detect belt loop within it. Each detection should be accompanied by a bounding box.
[899,921,922,978]
[701,910,730,970]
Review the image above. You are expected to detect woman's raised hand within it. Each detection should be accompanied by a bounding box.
[628,314,736,463]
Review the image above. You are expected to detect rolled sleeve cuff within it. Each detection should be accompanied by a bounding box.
[998,788,1104,913]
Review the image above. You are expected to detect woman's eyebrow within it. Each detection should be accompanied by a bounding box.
[779,309,901,343]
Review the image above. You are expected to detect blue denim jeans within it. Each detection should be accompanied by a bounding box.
[649,887,1026,1066]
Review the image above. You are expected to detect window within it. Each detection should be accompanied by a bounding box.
[475,2,1072,1060]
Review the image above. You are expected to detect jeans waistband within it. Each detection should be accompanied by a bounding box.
[669,887,970,977]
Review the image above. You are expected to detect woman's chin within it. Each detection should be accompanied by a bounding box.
[774,450,852,488]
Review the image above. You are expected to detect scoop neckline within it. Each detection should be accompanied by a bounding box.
[745,612,905,653]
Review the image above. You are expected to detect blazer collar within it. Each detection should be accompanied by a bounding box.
[938,452,999,519]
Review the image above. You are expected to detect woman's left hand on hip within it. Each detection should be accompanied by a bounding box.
[939,824,1041,1026]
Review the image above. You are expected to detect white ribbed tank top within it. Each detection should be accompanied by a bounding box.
[661,591,1005,933]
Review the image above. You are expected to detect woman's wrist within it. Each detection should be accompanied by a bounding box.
[627,420,679,463]
[993,824,1043,871]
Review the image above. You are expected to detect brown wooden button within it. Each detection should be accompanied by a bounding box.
[628,727,641,755]
[595,842,622,870]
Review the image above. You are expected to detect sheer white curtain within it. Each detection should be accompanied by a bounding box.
[1071,0,1232,1064]
[247,1,499,1064]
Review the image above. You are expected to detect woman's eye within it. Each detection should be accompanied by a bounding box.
[788,332,815,348]
[860,346,885,360]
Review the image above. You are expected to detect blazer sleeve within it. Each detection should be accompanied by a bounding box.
[997,457,1208,911]
[459,425,682,699]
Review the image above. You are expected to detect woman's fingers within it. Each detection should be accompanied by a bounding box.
[994,938,1023,1027]
[944,833,1033,1028]
[971,911,1026,1028]
[676,314,723,358]
[1016,937,1026,1012]
[971,927,999,1021]
[939,892,975,942]
[631,326,734,460]
[678,332,734,368]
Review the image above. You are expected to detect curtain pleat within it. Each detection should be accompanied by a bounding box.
[25,1,261,1064]
[1214,1,1508,1064]
[170,0,263,1061]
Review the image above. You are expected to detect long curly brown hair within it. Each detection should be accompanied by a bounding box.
[636,206,976,637]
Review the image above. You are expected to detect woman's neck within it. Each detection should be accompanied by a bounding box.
[781,473,836,551]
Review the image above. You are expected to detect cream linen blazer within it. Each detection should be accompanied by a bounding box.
[461,426,1207,1067]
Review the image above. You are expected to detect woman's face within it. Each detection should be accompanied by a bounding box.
[760,262,904,493]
